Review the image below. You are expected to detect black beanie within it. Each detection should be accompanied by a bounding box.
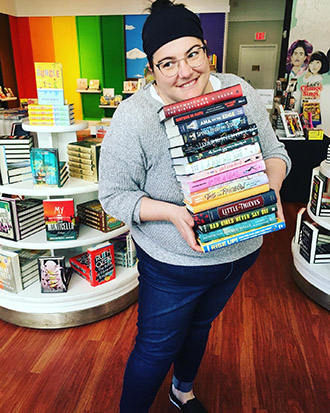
[142,4,204,61]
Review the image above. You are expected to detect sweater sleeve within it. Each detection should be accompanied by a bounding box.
[98,99,147,227]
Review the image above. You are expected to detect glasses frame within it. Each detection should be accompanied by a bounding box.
[154,45,207,77]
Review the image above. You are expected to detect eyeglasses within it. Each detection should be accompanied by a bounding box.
[154,46,207,77]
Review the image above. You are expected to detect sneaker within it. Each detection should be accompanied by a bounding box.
[169,386,207,412]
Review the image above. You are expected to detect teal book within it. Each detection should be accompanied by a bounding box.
[30,148,61,186]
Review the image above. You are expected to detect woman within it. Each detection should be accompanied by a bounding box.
[286,39,313,78]
[303,50,329,86]
[99,1,291,412]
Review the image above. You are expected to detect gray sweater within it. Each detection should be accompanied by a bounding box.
[99,73,291,266]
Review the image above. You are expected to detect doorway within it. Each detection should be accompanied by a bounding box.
[238,44,278,89]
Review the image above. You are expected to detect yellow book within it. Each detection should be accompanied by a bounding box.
[184,184,270,214]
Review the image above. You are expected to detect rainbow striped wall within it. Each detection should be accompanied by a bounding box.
[0,13,225,121]
[2,15,126,120]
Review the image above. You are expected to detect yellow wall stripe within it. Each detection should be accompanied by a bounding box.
[52,16,83,120]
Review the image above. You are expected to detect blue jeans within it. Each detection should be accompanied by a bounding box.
[120,245,260,412]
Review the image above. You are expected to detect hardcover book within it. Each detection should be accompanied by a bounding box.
[34,62,65,105]
[30,148,62,186]
[38,256,70,292]
[0,249,22,293]
[43,198,78,241]
[0,198,15,240]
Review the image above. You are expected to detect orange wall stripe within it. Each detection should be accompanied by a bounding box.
[29,17,55,63]
[52,16,83,120]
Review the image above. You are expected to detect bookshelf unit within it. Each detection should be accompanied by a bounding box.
[0,123,139,329]
[291,163,330,310]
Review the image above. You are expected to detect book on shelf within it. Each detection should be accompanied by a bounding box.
[299,221,329,264]
[38,255,71,292]
[69,242,116,287]
[163,96,248,128]
[0,249,22,293]
[198,219,286,252]
[43,198,78,241]
[30,148,67,187]
[111,232,137,268]
[77,78,88,90]
[89,79,100,90]
[7,161,32,177]
[197,204,277,234]
[196,213,277,243]
[158,83,243,121]
[165,106,246,138]
[34,62,65,106]
[67,140,101,182]
[0,135,33,145]
[309,174,324,216]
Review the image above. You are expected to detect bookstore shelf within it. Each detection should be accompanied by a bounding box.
[0,264,139,328]
[307,203,330,231]
[291,240,330,310]
[99,105,118,109]
[76,89,102,94]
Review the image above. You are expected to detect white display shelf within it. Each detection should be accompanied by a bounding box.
[320,160,330,179]
[99,105,118,109]
[22,121,88,161]
[307,202,330,231]
[0,265,139,328]
[76,89,102,94]
[0,224,129,250]
[0,177,98,197]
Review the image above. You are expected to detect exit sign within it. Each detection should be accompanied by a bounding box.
[255,32,266,41]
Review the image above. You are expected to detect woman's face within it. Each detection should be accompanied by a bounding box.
[151,36,212,104]
[309,59,322,75]
[291,46,306,68]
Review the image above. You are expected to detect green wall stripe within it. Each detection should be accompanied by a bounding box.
[76,16,104,120]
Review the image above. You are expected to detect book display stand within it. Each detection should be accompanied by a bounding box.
[0,122,139,329]
[291,157,330,310]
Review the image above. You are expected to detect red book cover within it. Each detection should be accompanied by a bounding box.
[87,242,116,286]
[158,84,243,120]
[43,198,78,241]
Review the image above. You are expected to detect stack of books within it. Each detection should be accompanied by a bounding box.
[159,84,285,252]
[69,242,116,287]
[28,104,74,126]
[0,197,45,241]
[30,148,68,187]
[111,231,137,268]
[0,248,50,293]
[76,199,124,233]
[67,139,102,183]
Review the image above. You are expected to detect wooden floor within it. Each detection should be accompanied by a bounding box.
[0,202,329,413]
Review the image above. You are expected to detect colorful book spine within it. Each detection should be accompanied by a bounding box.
[184,172,269,206]
[197,213,277,242]
[164,96,247,127]
[180,124,258,155]
[176,116,248,143]
[198,219,286,252]
[185,183,270,214]
[172,135,259,164]
[309,174,324,216]
[197,204,277,233]
[192,189,277,225]
[167,106,245,136]
[158,84,243,120]
[182,159,266,194]
[174,142,261,175]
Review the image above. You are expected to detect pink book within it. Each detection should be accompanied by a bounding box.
[180,159,266,194]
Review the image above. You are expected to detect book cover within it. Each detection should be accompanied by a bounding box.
[171,135,259,164]
[43,198,78,241]
[174,142,261,175]
[197,213,277,243]
[0,249,22,293]
[87,242,116,286]
[34,62,65,105]
[0,198,16,240]
[166,106,246,137]
[158,84,243,120]
[69,252,90,279]
[184,172,269,207]
[198,219,286,252]
[163,96,247,127]
[77,78,88,90]
[309,174,324,216]
[67,139,103,153]
[0,145,8,185]
[7,161,32,177]
[38,256,69,292]
[30,148,61,186]
[192,189,277,225]
[181,159,266,194]
[299,221,318,264]
[197,204,278,234]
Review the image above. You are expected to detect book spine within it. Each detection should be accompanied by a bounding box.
[310,174,324,216]
[185,184,270,214]
[184,172,268,206]
[192,189,277,225]
[197,213,277,242]
[161,84,243,119]
[179,135,259,164]
[180,116,248,143]
[197,204,277,233]
[168,96,247,126]
[176,142,260,175]
[184,159,265,194]
[177,107,245,133]
[199,219,286,252]
[181,124,258,155]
